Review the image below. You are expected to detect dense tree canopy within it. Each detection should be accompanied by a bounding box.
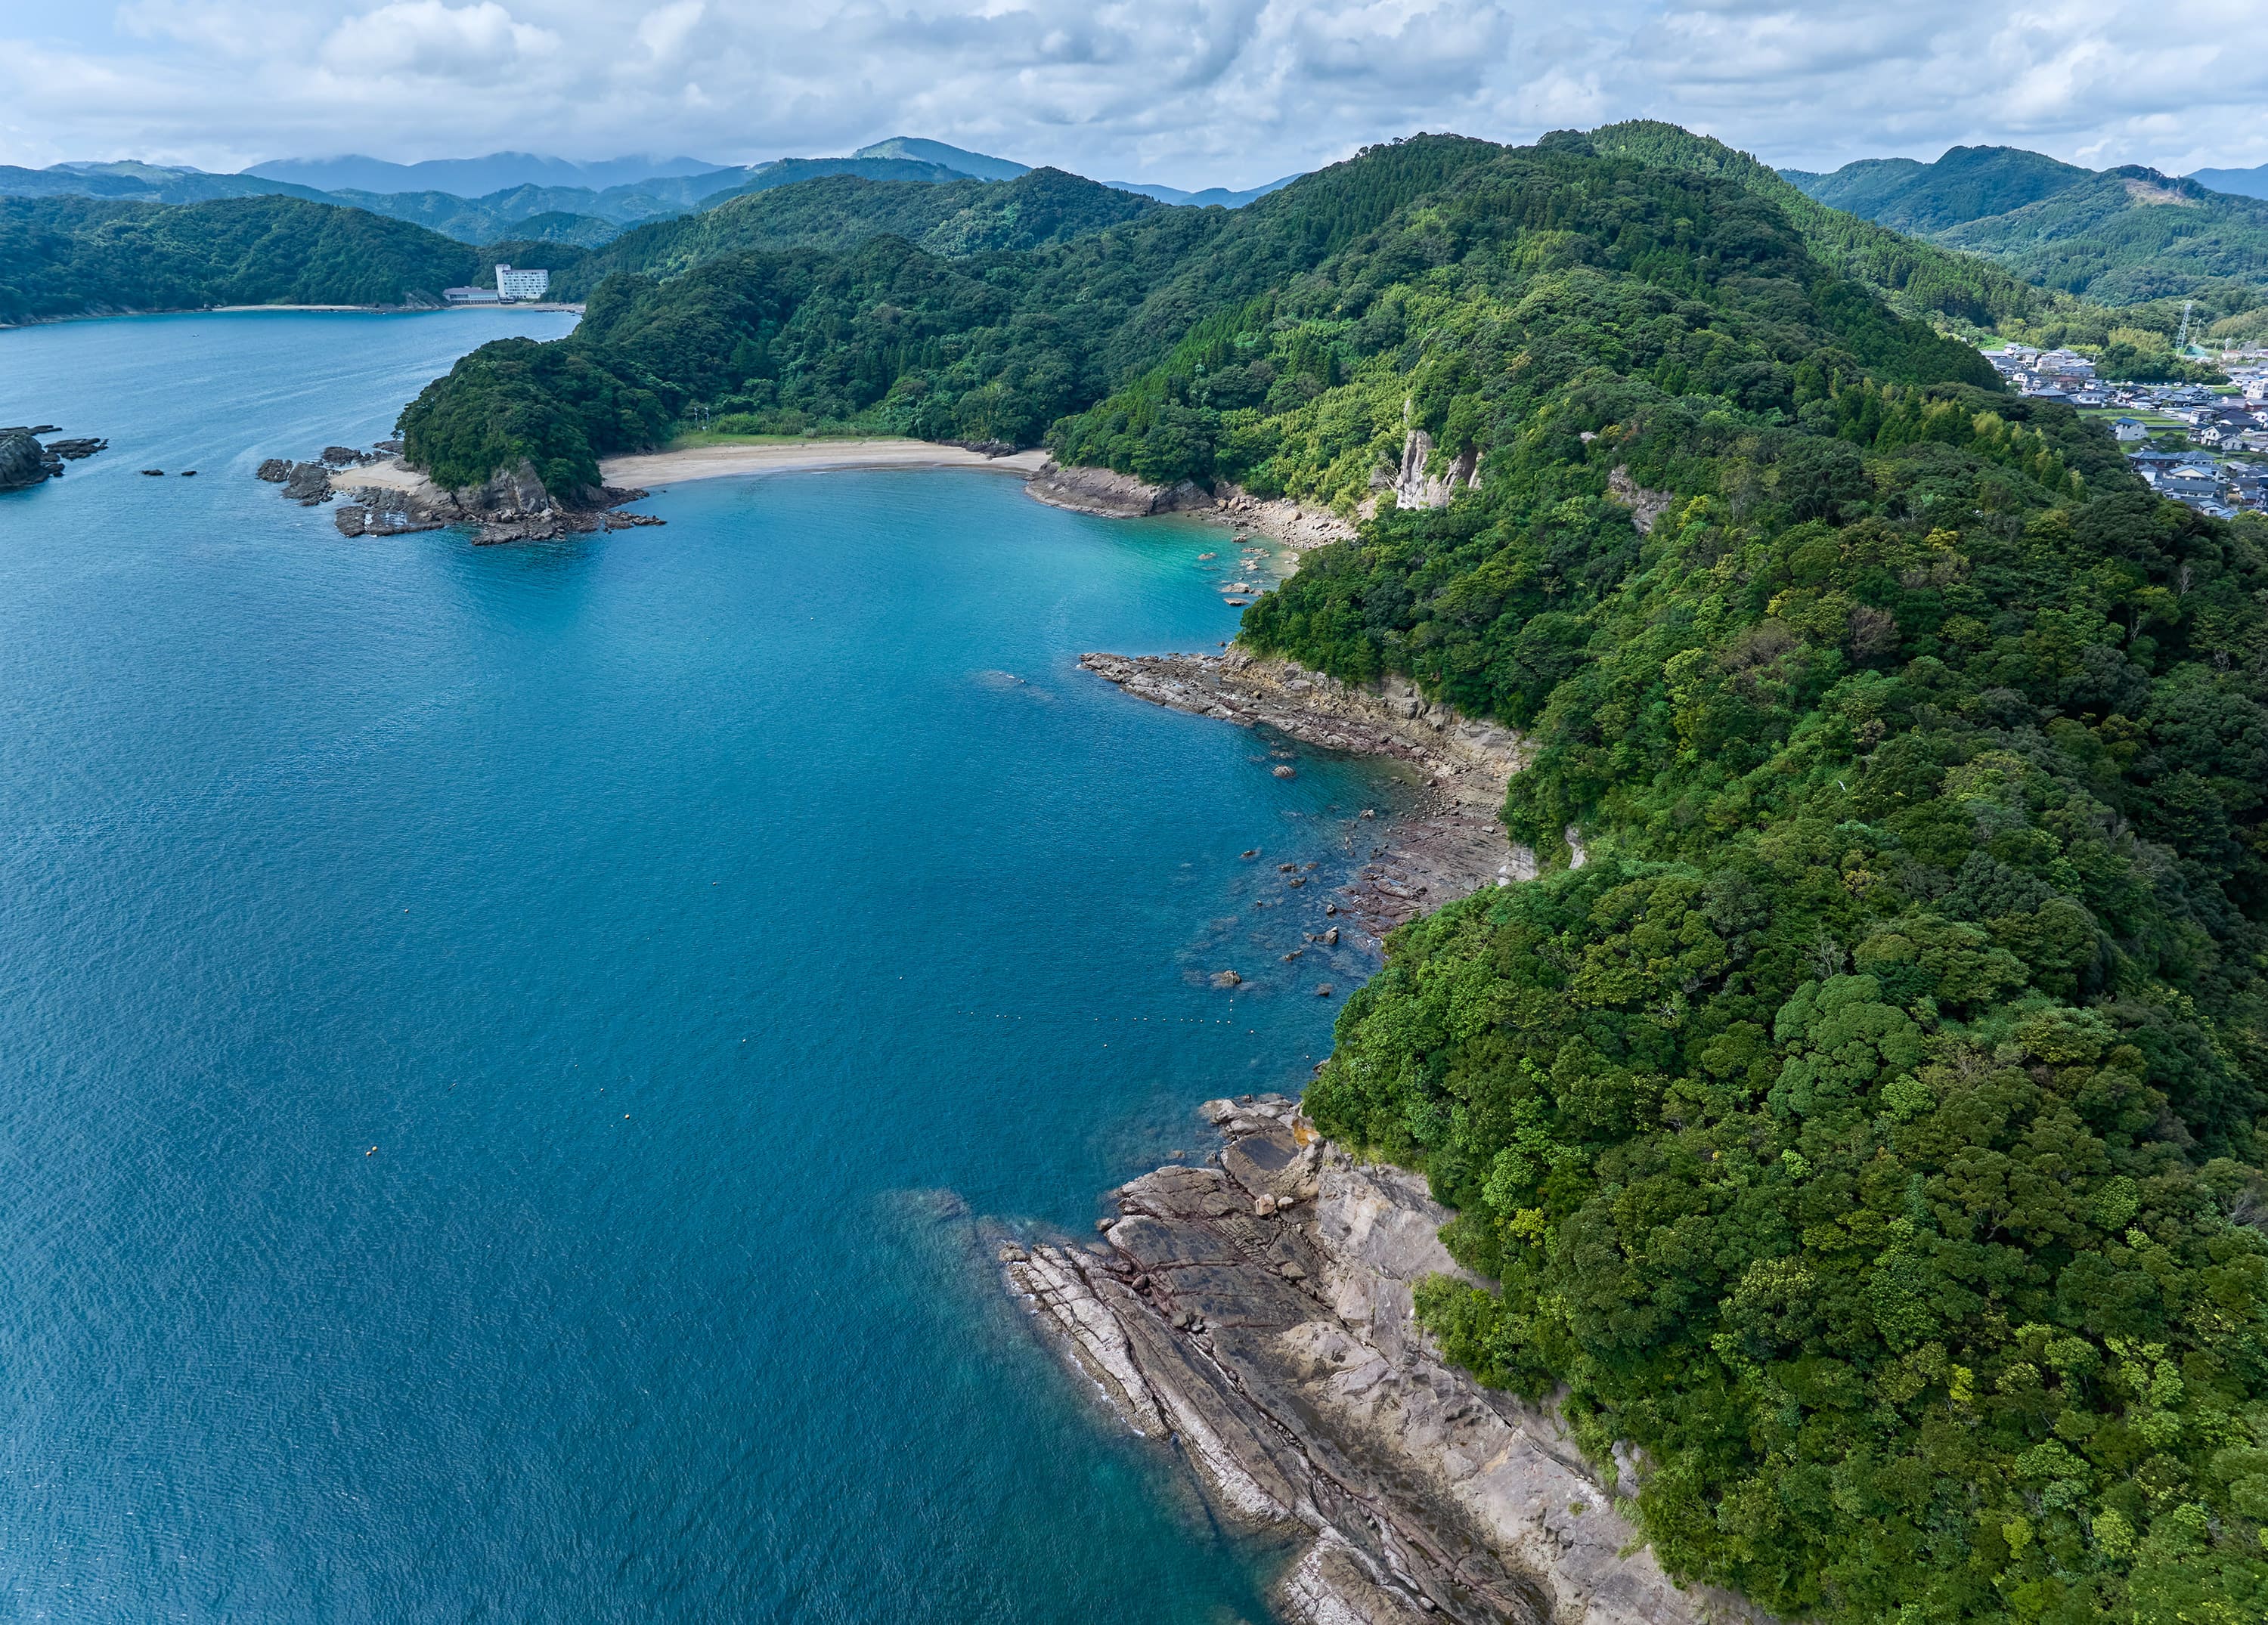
[0,194,482,323]
[1284,368,2268,1624]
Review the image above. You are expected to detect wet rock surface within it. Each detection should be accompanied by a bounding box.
[1000,1097,1746,1625]
[1,427,108,490]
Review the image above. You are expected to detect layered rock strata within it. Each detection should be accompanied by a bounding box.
[1002,1096,1744,1625]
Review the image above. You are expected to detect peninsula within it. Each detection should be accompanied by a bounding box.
[349,124,2268,1623]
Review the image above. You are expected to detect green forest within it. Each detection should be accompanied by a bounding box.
[1790,144,2268,308]
[497,167,1165,302]
[396,127,2268,1623]
[0,193,485,323]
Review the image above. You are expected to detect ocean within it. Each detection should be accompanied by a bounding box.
[0,311,1404,1622]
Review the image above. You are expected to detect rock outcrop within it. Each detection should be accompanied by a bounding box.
[1021,462,1359,554]
[1079,648,1528,933]
[1024,460,1220,518]
[1003,1097,1750,1625]
[280,462,335,504]
[1389,429,1481,511]
[1605,468,1677,535]
[0,431,47,491]
[1079,649,1524,809]
[259,447,664,543]
[0,427,107,491]
[1212,482,1360,550]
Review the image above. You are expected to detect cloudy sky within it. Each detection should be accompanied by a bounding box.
[5,2,2266,186]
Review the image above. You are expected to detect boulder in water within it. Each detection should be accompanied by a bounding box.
[0,432,48,491]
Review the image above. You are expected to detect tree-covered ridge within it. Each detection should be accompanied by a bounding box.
[1269,361,2268,1618]
[395,135,1533,489]
[1789,147,2100,237]
[1789,146,2268,307]
[1939,172,2268,305]
[0,193,485,324]
[1585,123,2053,331]
[1051,132,1994,501]
[524,168,1164,299]
[398,129,1998,512]
[389,125,2268,1621]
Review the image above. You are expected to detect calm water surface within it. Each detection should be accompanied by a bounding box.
[0,312,1404,1621]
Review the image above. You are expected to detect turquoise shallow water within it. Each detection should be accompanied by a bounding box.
[0,313,1405,1621]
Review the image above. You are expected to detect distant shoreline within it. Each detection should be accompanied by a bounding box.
[1,302,584,331]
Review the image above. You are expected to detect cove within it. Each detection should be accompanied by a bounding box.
[0,312,1409,1621]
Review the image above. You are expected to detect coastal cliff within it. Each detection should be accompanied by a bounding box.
[1002,1096,1752,1625]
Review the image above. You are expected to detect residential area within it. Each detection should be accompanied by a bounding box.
[1988,343,2268,518]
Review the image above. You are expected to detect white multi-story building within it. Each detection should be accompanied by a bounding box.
[495,265,550,301]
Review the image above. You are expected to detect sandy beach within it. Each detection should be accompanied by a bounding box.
[599,440,1051,486]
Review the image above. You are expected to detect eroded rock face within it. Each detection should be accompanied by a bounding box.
[0,429,103,491]
[280,462,335,504]
[1390,430,1480,511]
[1605,468,1676,535]
[1003,1099,1753,1625]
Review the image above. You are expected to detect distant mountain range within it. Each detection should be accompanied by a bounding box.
[1783,144,2268,305]
[243,152,724,196]
[2189,163,2268,202]
[0,138,1312,250]
[850,138,1029,183]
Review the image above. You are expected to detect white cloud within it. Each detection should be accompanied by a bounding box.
[319,1,560,82]
[2,2,2266,185]
[636,0,703,61]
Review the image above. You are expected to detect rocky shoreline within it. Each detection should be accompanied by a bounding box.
[255,447,662,543]
[999,1096,1745,1625]
[1080,648,1535,936]
[1,426,110,491]
[1026,460,1358,553]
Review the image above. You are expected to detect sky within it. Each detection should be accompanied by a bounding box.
[4,1,2268,186]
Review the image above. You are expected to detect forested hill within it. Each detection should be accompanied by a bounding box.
[398,131,1989,494]
[1587,122,2052,330]
[1789,144,2268,305]
[500,168,1164,301]
[404,123,2268,1623]
[0,194,484,323]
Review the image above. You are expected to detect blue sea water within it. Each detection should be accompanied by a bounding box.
[0,312,1409,1622]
